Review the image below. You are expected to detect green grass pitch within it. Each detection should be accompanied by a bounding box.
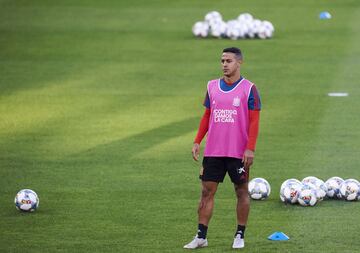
[1,0,360,252]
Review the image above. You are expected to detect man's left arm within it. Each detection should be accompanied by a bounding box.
[243,85,261,169]
[243,110,260,169]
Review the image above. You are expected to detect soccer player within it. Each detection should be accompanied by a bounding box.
[184,47,261,249]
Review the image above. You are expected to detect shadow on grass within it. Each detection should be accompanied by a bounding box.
[67,116,199,164]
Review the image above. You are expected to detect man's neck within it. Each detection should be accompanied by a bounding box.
[223,74,241,85]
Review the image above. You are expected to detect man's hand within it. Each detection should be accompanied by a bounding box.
[192,143,200,161]
[243,149,255,169]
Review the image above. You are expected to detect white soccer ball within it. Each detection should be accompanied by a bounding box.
[297,183,317,206]
[226,20,239,39]
[280,178,301,191]
[262,20,274,33]
[251,19,263,37]
[340,179,360,201]
[248,178,271,200]
[237,22,249,38]
[280,179,302,204]
[15,189,39,212]
[315,179,328,200]
[245,22,256,38]
[210,20,227,38]
[325,176,344,198]
[227,27,240,40]
[237,13,254,24]
[352,179,360,200]
[302,176,328,201]
[226,20,249,40]
[192,21,209,38]
[258,20,274,39]
[205,11,222,24]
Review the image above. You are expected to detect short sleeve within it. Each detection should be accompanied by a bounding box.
[248,85,261,111]
[203,91,210,109]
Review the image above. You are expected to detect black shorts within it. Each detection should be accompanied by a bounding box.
[200,157,249,185]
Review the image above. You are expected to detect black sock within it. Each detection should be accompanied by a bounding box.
[197,224,208,239]
[235,225,246,238]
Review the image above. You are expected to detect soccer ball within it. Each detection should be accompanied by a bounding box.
[258,20,274,39]
[237,13,254,24]
[251,19,262,38]
[192,21,210,38]
[325,176,344,198]
[204,11,223,31]
[226,20,243,40]
[301,176,319,186]
[302,176,328,201]
[209,20,227,38]
[280,179,302,204]
[237,13,254,38]
[248,178,271,200]
[237,22,249,38]
[15,189,39,212]
[339,179,360,201]
[297,183,317,206]
[205,11,222,24]
[353,179,360,200]
[280,178,301,190]
[245,21,256,39]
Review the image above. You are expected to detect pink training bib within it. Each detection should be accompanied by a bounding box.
[204,78,253,159]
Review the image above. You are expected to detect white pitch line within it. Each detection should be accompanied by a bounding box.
[327,92,349,97]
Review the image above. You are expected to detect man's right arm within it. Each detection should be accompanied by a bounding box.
[192,108,210,161]
[194,108,210,144]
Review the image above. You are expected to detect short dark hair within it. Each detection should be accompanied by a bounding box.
[222,47,242,60]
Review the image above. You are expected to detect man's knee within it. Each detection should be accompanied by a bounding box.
[235,184,248,199]
[201,184,217,200]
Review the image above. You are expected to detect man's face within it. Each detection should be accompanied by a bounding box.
[221,52,241,77]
